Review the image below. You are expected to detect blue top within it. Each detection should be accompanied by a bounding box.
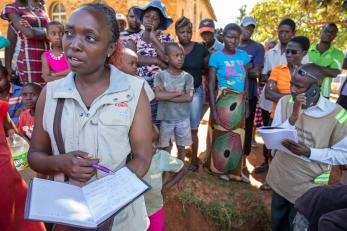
[208,49,250,93]
[8,83,24,124]
[238,40,265,98]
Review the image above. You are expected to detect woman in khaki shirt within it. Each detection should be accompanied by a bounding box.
[28,3,152,230]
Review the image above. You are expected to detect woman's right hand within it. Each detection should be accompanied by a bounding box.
[58,151,99,183]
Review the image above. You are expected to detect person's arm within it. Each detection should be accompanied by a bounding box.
[208,67,219,124]
[127,87,153,177]
[321,67,341,78]
[7,13,46,40]
[265,80,287,102]
[5,25,17,78]
[41,54,69,82]
[128,39,167,69]
[162,166,186,193]
[149,28,167,61]
[4,112,17,136]
[169,89,193,103]
[308,137,347,165]
[28,88,99,182]
[155,87,182,101]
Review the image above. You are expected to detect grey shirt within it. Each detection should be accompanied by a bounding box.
[154,70,194,121]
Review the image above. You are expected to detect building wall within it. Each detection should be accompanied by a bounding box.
[0,0,215,40]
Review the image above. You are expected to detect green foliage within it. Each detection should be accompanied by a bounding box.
[250,0,347,50]
[236,5,247,24]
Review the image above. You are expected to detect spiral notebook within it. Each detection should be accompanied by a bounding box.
[24,167,150,228]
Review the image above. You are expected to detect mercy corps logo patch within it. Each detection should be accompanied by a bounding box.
[115,102,128,107]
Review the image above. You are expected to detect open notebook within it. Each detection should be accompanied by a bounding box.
[24,167,150,228]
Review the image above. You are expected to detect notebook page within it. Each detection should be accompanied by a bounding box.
[28,178,96,228]
[82,167,149,224]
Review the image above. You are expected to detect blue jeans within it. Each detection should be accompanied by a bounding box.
[190,86,203,130]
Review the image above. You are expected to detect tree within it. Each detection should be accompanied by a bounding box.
[250,0,347,50]
[236,5,247,24]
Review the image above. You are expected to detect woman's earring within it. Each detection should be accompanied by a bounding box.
[107,53,111,58]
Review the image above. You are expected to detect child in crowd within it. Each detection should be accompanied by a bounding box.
[154,43,194,161]
[111,47,155,101]
[144,125,186,231]
[0,65,23,124]
[41,21,69,82]
[17,83,42,140]
[0,100,45,230]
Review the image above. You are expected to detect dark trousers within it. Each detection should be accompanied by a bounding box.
[244,97,257,155]
[337,95,347,110]
[272,191,297,231]
[261,109,271,162]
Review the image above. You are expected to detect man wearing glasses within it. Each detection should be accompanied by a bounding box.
[266,63,347,231]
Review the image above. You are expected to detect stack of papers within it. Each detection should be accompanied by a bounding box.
[258,126,310,162]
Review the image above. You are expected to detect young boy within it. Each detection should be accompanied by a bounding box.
[112,47,155,101]
[144,125,186,231]
[154,43,194,161]
[17,83,42,140]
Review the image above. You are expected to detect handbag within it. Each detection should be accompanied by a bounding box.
[52,98,115,231]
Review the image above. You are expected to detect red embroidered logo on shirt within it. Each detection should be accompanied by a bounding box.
[115,102,128,107]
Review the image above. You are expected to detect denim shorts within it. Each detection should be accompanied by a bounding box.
[159,117,192,147]
[190,86,203,130]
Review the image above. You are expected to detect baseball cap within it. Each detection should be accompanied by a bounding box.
[199,19,215,34]
[240,16,257,27]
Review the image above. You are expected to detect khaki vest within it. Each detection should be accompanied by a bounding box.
[267,95,347,203]
[43,65,149,230]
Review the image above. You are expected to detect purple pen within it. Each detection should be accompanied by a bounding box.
[92,164,114,174]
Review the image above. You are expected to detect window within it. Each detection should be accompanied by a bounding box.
[51,3,66,24]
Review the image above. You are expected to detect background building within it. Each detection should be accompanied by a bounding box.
[0,0,216,41]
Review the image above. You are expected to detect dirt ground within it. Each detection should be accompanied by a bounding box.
[163,110,272,231]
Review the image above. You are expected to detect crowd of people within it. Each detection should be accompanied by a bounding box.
[0,0,347,231]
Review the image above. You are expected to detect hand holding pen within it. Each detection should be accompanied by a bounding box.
[58,151,99,183]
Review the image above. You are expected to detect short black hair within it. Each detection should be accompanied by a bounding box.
[175,16,192,31]
[23,83,42,94]
[279,18,296,32]
[324,22,338,32]
[47,21,64,31]
[128,6,139,14]
[0,64,9,76]
[223,23,242,35]
[80,3,120,43]
[164,42,183,55]
[289,36,310,51]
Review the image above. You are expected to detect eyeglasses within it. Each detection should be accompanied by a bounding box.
[286,49,298,55]
[297,68,319,80]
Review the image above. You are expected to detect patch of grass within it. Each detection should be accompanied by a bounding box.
[178,188,238,231]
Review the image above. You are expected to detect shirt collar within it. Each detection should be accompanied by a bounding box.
[305,94,336,113]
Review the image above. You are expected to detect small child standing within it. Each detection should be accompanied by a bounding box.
[112,47,155,101]
[154,43,194,161]
[41,21,70,82]
[144,125,186,231]
[17,83,42,140]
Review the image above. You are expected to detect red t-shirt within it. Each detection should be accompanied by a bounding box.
[17,109,34,140]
